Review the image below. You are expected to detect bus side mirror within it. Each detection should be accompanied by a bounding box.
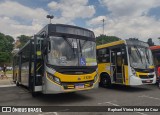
[128,47,131,54]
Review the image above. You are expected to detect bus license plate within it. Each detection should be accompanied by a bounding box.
[75,84,84,89]
[146,80,151,83]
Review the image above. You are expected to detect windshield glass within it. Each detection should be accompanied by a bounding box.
[129,46,153,69]
[79,40,97,66]
[48,36,97,66]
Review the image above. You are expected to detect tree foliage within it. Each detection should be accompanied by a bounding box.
[96,34,121,45]
[17,35,32,48]
[0,33,15,65]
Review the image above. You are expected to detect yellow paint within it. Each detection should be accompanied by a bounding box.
[85,84,90,86]
[46,71,99,92]
[98,63,111,76]
[149,65,154,69]
[67,87,74,89]
[136,72,148,76]
[124,65,129,85]
[36,51,42,56]
[54,71,97,82]
[97,40,125,49]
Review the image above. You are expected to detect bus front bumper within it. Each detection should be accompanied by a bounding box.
[130,75,156,85]
[42,77,99,94]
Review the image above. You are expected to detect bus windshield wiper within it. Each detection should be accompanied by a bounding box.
[135,47,143,63]
[62,36,72,48]
[145,48,150,63]
[79,40,87,57]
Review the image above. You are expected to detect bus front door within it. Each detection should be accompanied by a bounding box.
[29,36,43,94]
[111,47,125,84]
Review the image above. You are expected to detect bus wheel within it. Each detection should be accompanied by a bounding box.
[16,81,19,86]
[32,92,38,97]
[99,74,111,87]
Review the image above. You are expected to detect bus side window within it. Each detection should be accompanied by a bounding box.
[97,48,110,63]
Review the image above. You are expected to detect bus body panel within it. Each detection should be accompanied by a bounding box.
[41,65,98,94]
[98,63,111,76]
[124,65,129,85]
[43,74,99,94]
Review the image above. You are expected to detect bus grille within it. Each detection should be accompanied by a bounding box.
[62,81,94,89]
[139,75,154,79]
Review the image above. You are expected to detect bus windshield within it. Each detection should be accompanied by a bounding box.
[129,46,153,69]
[48,36,97,66]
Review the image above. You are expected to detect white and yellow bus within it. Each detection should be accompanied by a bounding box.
[97,39,156,87]
[13,24,98,96]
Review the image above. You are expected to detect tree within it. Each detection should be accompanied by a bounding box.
[96,34,121,45]
[17,35,32,48]
[147,38,154,46]
[0,32,15,65]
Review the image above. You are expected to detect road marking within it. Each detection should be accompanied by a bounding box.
[39,112,58,115]
[136,112,148,115]
[104,102,119,106]
[0,84,16,87]
[97,101,148,115]
[139,95,160,101]
[38,109,69,115]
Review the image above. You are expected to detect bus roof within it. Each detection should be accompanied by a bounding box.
[36,24,95,38]
[96,40,125,49]
[150,45,160,51]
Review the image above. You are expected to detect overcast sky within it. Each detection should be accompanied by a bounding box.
[0,0,160,44]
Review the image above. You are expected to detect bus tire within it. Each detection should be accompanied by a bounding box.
[99,73,111,87]
[32,92,38,97]
[16,81,19,86]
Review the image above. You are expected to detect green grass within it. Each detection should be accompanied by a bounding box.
[6,70,13,74]
[0,70,13,74]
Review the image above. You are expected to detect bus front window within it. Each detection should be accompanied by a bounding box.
[48,36,79,66]
[48,36,97,66]
[80,40,97,66]
[129,46,153,69]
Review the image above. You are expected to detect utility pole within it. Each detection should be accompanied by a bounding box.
[46,15,54,24]
[101,19,105,44]
[102,19,105,35]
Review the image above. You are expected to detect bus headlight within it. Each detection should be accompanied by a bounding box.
[54,77,60,84]
[94,74,99,82]
[131,67,136,76]
[47,72,61,85]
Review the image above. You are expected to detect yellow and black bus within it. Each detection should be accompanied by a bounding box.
[97,39,156,87]
[13,24,98,96]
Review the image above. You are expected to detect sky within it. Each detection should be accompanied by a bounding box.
[0,0,160,44]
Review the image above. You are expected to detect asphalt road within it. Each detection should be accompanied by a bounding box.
[0,84,160,115]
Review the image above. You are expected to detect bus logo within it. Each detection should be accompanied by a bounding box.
[2,107,11,112]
